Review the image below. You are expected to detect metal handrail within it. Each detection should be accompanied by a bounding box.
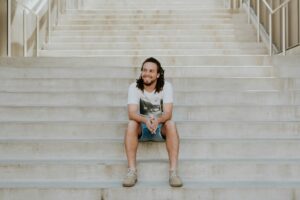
[226,0,293,55]
[8,0,11,56]
[18,1,40,57]
[249,0,293,55]
[262,0,291,14]
[8,0,58,57]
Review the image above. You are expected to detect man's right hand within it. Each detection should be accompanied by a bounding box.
[146,117,156,134]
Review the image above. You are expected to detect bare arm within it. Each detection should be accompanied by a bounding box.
[128,104,148,124]
[157,103,173,124]
[149,103,173,132]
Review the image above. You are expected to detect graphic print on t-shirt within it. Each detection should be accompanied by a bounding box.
[139,96,163,117]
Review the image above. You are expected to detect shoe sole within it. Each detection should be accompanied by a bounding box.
[122,179,138,187]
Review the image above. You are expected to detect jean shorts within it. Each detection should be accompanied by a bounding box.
[138,123,166,142]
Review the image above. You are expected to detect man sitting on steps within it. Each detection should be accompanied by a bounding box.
[123,57,183,187]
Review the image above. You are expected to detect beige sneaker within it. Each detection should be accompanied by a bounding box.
[169,170,183,187]
[122,168,137,187]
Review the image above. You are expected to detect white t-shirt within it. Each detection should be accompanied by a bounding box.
[127,81,173,117]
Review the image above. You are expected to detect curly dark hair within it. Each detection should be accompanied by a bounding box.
[136,57,165,93]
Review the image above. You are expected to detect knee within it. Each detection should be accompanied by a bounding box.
[128,120,139,128]
[126,120,140,135]
[164,120,176,129]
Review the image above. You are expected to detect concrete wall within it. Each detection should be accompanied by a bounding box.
[0,0,8,56]
[286,45,300,54]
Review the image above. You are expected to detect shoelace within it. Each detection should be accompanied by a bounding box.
[169,170,178,178]
[126,169,137,177]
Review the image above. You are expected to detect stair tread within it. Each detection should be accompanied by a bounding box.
[1,180,300,189]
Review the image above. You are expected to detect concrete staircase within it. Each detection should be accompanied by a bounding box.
[0,56,300,199]
[41,0,267,56]
[1,0,300,199]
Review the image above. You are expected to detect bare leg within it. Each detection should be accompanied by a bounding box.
[161,120,180,171]
[124,120,141,170]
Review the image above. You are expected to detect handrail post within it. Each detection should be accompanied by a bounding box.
[247,0,250,24]
[8,0,11,57]
[286,3,289,54]
[257,0,260,42]
[269,13,272,55]
[58,0,61,18]
[56,0,59,25]
[23,10,27,57]
[282,5,286,55]
[48,0,51,42]
[36,15,40,57]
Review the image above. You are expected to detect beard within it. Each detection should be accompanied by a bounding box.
[142,75,156,86]
[143,79,156,86]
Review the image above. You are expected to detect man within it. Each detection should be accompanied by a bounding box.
[123,57,183,187]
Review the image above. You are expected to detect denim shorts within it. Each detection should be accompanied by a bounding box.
[138,123,166,142]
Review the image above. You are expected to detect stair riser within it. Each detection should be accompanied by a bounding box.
[0,56,272,67]
[0,91,299,106]
[0,140,300,159]
[65,9,237,15]
[40,49,267,56]
[0,78,295,92]
[1,162,300,181]
[275,66,300,78]
[0,66,273,78]
[49,36,257,43]
[74,5,225,9]
[44,43,265,50]
[50,30,256,37]
[0,188,296,200]
[54,24,253,30]
[0,106,299,121]
[60,15,244,20]
[57,18,247,25]
[0,121,299,139]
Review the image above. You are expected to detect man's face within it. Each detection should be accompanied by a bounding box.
[141,62,159,86]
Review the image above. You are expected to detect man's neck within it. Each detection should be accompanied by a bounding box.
[144,83,156,93]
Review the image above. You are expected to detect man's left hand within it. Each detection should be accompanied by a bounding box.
[150,117,159,134]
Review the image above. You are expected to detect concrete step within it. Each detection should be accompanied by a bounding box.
[65,9,238,15]
[57,18,247,25]
[0,91,299,106]
[0,121,299,140]
[49,35,257,43]
[39,49,267,56]
[72,5,225,10]
[1,159,300,182]
[50,29,256,37]
[0,77,296,92]
[2,184,299,200]
[60,13,244,20]
[0,105,299,121]
[53,23,254,31]
[0,56,272,67]
[276,66,300,78]
[0,66,274,78]
[43,42,265,51]
[70,1,224,7]
[0,138,300,159]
